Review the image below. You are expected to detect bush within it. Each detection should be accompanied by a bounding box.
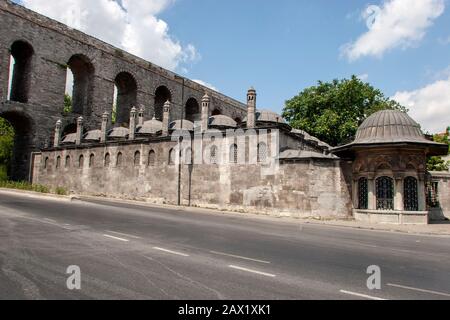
[0,180,50,193]
[55,186,68,195]
[0,164,8,182]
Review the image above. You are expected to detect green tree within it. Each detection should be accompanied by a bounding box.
[64,94,72,114]
[0,118,14,180]
[282,75,408,146]
[427,133,450,171]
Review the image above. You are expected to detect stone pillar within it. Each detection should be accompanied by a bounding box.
[76,116,83,146]
[162,100,171,136]
[395,177,404,211]
[101,111,109,143]
[352,178,358,209]
[53,120,62,148]
[368,174,376,210]
[129,106,137,140]
[247,87,256,128]
[418,175,426,211]
[138,107,145,126]
[201,93,210,133]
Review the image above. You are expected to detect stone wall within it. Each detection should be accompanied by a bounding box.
[430,172,450,220]
[32,139,353,219]
[0,0,246,180]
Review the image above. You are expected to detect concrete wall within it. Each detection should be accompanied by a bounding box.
[0,0,246,180]
[32,139,353,219]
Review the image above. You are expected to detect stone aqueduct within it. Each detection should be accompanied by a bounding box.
[0,0,246,181]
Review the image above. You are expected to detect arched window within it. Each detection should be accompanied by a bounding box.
[257,142,267,163]
[376,176,394,210]
[148,150,156,166]
[212,109,222,116]
[44,157,49,169]
[79,155,84,168]
[230,144,238,164]
[404,177,419,211]
[234,117,242,126]
[56,156,61,169]
[8,41,34,103]
[210,145,218,164]
[104,153,110,167]
[65,155,71,168]
[66,54,94,115]
[116,152,123,167]
[154,86,171,121]
[89,154,95,168]
[185,98,200,123]
[134,151,141,166]
[113,72,137,125]
[358,177,368,210]
[169,148,176,165]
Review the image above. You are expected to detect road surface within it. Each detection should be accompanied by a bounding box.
[0,190,449,300]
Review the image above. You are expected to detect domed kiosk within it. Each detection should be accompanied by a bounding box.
[333,110,448,224]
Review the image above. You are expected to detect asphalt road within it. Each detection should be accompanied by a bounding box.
[0,190,449,300]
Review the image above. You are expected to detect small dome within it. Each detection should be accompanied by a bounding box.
[209,115,237,129]
[83,130,102,142]
[355,110,428,144]
[169,120,194,131]
[137,118,162,135]
[244,110,286,125]
[108,127,129,139]
[61,133,77,144]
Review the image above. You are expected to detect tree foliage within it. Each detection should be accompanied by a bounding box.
[64,94,72,114]
[282,76,408,146]
[427,133,450,172]
[0,118,14,180]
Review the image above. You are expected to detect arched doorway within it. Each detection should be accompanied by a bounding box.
[154,86,171,121]
[0,111,34,181]
[185,97,200,122]
[8,40,34,103]
[212,109,222,116]
[113,72,137,126]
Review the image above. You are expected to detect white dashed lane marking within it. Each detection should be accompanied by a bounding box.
[103,234,130,242]
[210,251,271,264]
[387,283,450,298]
[339,290,387,300]
[228,265,276,278]
[153,247,190,257]
[105,230,141,239]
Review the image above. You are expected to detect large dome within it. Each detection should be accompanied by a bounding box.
[354,110,428,144]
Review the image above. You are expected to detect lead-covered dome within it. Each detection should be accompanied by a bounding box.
[354,110,428,144]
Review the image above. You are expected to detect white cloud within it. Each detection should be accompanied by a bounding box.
[192,79,218,92]
[438,36,450,45]
[21,0,198,72]
[392,75,450,133]
[357,73,369,81]
[342,0,445,61]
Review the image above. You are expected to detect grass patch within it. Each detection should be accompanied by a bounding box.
[55,186,68,196]
[0,180,50,194]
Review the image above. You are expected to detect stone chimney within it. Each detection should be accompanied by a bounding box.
[201,93,210,132]
[162,100,171,136]
[76,116,83,145]
[247,87,256,128]
[53,119,62,147]
[101,111,109,143]
[129,106,137,140]
[138,107,145,126]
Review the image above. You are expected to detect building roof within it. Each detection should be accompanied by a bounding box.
[83,130,102,142]
[108,127,129,139]
[332,109,448,156]
[354,110,430,144]
[290,129,331,149]
[209,115,237,129]
[279,149,337,160]
[169,120,194,131]
[137,118,162,135]
[243,110,286,125]
[61,133,77,144]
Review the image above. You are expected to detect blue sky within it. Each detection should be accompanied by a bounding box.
[14,0,450,133]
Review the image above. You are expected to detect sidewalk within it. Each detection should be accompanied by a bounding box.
[1,188,450,237]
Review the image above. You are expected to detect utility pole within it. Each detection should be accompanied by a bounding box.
[176,76,185,206]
